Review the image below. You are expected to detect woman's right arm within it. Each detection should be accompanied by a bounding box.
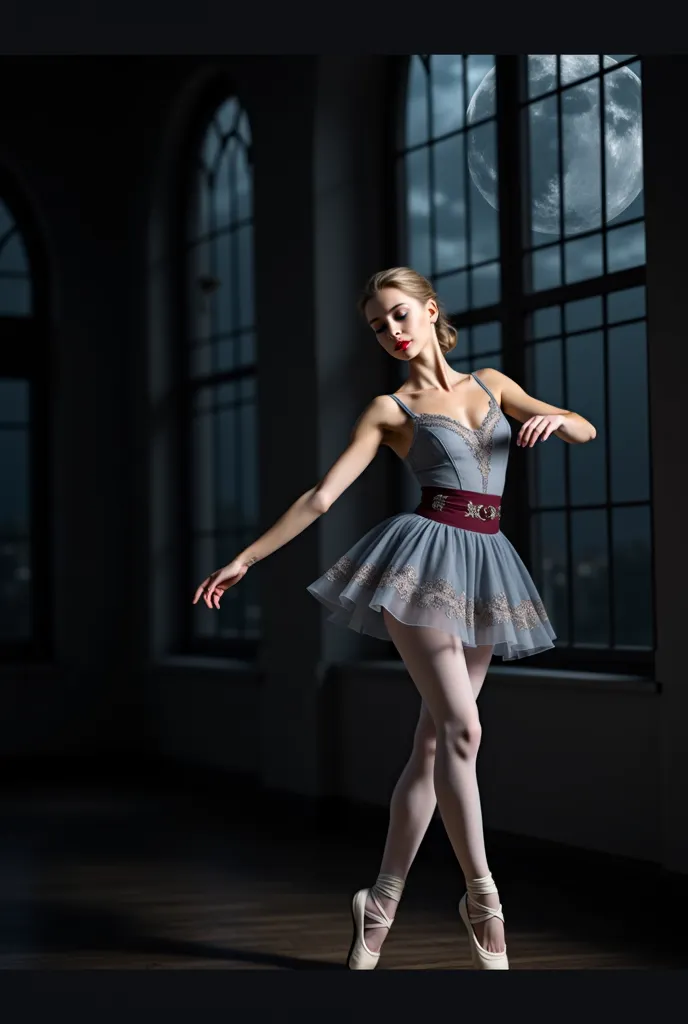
[194,396,394,606]
[236,394,392,565]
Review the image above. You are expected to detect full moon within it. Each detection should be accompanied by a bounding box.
[466,55,644,234]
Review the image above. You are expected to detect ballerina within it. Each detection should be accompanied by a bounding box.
[193,266,596,970]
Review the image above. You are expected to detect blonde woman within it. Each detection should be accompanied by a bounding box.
[194,267,596,970]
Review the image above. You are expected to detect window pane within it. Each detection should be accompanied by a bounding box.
[430,54,465,136]
[216,97,239,135]
[202,120,222,174]
[471,322,501,356]
[0,430,29,536]
[560,53,601,87]
[195,169,211,238]
[527,93,560,242]
[604,62,644,228]
[405,56,429,148]
[433,134,466,272]
[564,234,603,285]
[529,339,566,508]
[531,511,569,643]
[218,403,239,531]
[562,77,602,236]
[403,149,432,278]
[607,286,645,323]
[467,120,499,263]
[530,305,561,339]
[529,246,561,292]
[571,509,609,646]
[188,241,212,343]
[240,329,256,366]
[564,296,603,333]
[0,278,31,316]
[466,55,496,118]
[0,231,29,274]
[0,538,31,641]
[470,261,499,309]
[435,270,467,316]
[237,225,254,329]
[0,380,29,424]
[214,230,235,336]
[608,322,650,503]
[612,505,653,648]
[527,54,556,100]
[607,221,646,272]
[192,409,215,533]
[214,136,234,230]
[566,331,606,506]
[235,143,252,222]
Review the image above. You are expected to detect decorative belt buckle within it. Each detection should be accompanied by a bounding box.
[465,500,501,521]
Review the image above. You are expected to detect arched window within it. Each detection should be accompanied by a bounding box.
[0,184,50,661]
[184,95,259,657]
[399,55,652,676]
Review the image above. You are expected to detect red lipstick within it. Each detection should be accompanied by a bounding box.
[395,340,411,352]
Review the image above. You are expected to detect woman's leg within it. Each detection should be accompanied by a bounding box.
[379,611,505,954]
[363,639,495,953]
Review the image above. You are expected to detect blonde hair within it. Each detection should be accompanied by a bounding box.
[358,266,458,356]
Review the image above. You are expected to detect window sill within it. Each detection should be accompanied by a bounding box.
[333,660,659,696]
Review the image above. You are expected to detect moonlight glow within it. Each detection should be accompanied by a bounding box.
[466,55,644,235]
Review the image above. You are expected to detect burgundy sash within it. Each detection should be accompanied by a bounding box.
[415,486,502,535]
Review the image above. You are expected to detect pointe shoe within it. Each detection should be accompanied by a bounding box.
[458,872,509,970]
[347,873,405,970]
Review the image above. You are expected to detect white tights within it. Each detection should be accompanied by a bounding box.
[378,609,495,887]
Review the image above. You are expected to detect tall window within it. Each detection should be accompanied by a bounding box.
[400,55,652,675]
[184,96,259,657]
[0,189,50,662]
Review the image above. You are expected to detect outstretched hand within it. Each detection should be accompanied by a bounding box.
[193,558,252,609]
[516,413,566,448]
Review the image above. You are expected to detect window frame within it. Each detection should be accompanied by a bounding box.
[175,81,259,661]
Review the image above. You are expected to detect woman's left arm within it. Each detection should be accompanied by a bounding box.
[481,369,597,446]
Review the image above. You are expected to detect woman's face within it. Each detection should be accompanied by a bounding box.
[365,287,437,361]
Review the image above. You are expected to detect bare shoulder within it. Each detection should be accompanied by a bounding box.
[349,394,409,451]
[358,393,408,429]
[472,366,511,404]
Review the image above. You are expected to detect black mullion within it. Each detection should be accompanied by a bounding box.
[189,216,253,248]
[461,57,472,312]
[426,60,437,282]
[497,55,529,557]
[528,59,635,108]
[522,216,644,256]
[599,57,615,649]
[435,253,501,275]
[521,265,645,312]
[229,134,245,639]
[399,117,494,159]
[207,138,221,644]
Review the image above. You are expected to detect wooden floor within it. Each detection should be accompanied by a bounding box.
[0,757,684,970]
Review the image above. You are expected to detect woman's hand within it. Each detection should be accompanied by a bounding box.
[192,557,253,610]
[516,413,567,448]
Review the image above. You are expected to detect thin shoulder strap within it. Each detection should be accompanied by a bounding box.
[470,372,498,404]
[388,393,418,419]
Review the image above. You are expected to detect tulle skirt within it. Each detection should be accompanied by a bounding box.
[306,512,556,661]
